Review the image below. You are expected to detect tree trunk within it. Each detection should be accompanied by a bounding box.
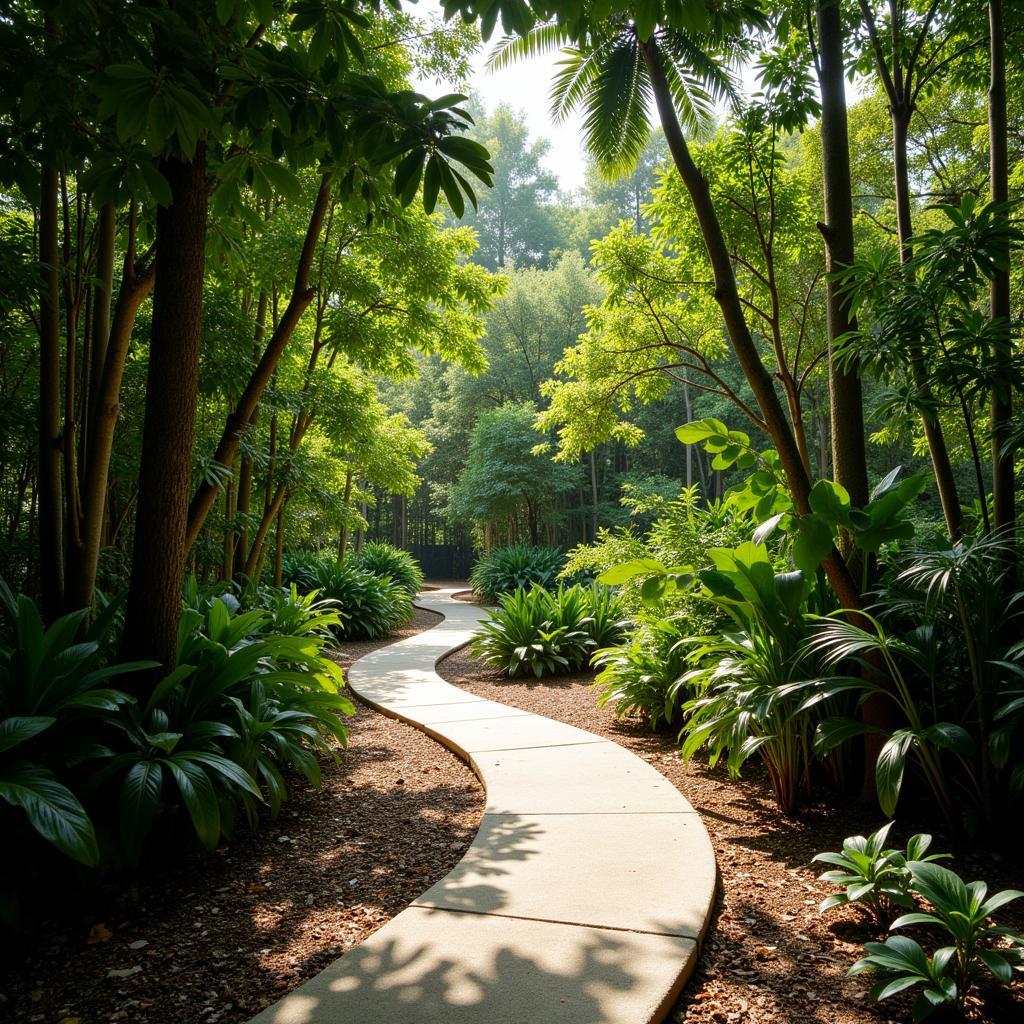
[815,0,869,516]
[64,246,155,616]
[988,0,1014,538]
[640,37,862,611]
[589,449,599,541]
[185,176,332,548]
[83,203,117,476]
[338,466,354,562]
[38,163,64,620]
[122,149,209,670]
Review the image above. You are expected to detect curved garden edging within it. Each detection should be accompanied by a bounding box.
[247,586,717,1024]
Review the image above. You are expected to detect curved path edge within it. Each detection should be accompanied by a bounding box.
[247,587,717,1024]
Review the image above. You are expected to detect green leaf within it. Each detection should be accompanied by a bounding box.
[876,731,916,817]
[0,760,99,866]
[809,479,852,526]
[0,716,55,753]
[119,760,163,861]
[166,759,221,850]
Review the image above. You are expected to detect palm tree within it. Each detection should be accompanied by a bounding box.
[490,6,863,610]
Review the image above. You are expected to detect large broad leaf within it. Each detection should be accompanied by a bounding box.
[876,730,916,817]
[808,479,853,527]
[166,758,221,850]
[792,515,835,574]
[597,558,667,585]
[0,760,99,866]
[119,760,164,862]
[0,716,55,753]
[856,473,929,553]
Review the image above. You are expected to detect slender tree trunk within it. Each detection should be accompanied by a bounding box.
[890,111,964,538]
[589,449,599,541]
[123,148,209,670]
[83,203,117,476]
[186,177,332,548]
[815,0,869,516]
[338,466,354,562]
[273,501,285,588]
[641,36,861,610]
[38,163,64,620]
[64,249,155,615]
[988,0,1014,538]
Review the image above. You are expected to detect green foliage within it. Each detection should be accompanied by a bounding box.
[349,541,425,597]
[849,861,1024,1020]
[469,544,565,601]
[282,553,414,640]
[814,823,948,926]
[807,533,1024,828]
[592,616,692,728]
[0,581,152,918]
[470,584,625,678]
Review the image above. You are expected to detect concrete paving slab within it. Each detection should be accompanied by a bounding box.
[413,811,715,939]
[416,710,609,756]
[245,906,697,1024]
[473,741,695,815]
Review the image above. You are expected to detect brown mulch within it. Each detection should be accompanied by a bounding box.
[436,647,1024,1024]
[1,608,484,1024]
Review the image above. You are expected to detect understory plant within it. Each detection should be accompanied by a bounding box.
[281,552,413,640]
[470,584,624,678]
[847,859,1024,1020]
[813,822,949,927]
[0,580,355,925]
[469,544,564,602]
[806,532,1024,829]
[673,543,824,815]
[349,541,424,596]
[592,616,692,728]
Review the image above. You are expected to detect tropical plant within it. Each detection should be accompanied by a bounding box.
[592,616,692,728]
[806,533,1024,828]
[469,544,565,601]
[349,541,425,596]
[849,861,1024,1020]
[281,554,414,640]
[814,823,949,927]
[469,584,619,678]
[257,585,344,640]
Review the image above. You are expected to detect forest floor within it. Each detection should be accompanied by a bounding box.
[437,642,1024,1024]
[0,607,484,1024]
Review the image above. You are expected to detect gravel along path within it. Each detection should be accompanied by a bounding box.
[1,608,484,1024]
[437,646,1024,1024]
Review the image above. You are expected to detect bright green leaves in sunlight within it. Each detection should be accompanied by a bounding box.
[675,419,757,471]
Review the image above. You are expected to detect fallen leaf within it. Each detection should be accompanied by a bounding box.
[87,924,113,944]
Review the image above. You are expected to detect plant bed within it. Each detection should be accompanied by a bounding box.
[0,609,484,1024]
[436,647,1024,1024]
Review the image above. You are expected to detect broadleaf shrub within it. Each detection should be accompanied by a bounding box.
[349,541,424,596]
[469,544,564,601]
[281,552,414,640]
[470,584,625,678]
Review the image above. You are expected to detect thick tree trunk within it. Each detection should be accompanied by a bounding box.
[122,149,209,670]
[640,37,861,611]
[38,163,64,620]
[989,0,1014,538]
[185,176,332,548]
[815,0,869,515]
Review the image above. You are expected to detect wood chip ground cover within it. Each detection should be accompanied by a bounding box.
[436,645,1024,1024]
[0,608,484,1024]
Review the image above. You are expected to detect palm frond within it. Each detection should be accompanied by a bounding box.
[550,47,603,123]
[486,23,572,72]
[581,35,653,179]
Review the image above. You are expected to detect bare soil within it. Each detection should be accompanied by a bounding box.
[436,647,1024,1024]
[0,608,484,1024]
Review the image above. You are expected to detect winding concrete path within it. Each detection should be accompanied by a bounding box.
[249,587,717,1024]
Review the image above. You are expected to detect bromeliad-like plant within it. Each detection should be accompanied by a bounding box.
[469,584,619,679]
[469,544,565,602]
[849,861,1024,1020]
[592,616,692,728]
[814,823,949,927]
[349,541,424,596]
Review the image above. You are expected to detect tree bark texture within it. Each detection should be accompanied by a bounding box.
[123,149,209,669]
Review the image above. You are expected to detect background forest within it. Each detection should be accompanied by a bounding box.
[2,0,1024,1017]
